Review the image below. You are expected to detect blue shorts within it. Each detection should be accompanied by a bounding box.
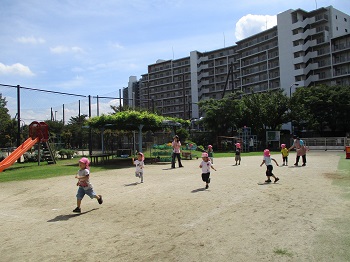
[76,186,96,200]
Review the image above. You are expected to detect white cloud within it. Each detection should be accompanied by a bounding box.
[235,14,277,40]
[0,63,35,76]
[15,36,46,44]
[50,45,84,54]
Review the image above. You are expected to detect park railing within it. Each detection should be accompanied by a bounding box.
[299,137,348,150]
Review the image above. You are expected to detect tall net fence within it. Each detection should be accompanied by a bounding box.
[1,84,123,154]
[0,84,121,124]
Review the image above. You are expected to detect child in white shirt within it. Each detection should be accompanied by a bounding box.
[132,152,145,183]
[199,152,216,189]
[260,149,279,183]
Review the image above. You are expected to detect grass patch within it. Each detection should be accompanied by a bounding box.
[0,151,272,183]
[335,153,350,195]
[0,157,132,183]
[273,248,293,257]
[313,152,350,261]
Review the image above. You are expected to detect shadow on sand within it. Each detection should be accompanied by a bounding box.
[191,187,207,193]
[48,208,98,222]
[124,182,139,187]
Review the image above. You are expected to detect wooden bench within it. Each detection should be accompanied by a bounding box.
[89,153,114,165]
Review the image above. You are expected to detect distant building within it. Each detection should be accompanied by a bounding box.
[126,6,350,119]
[122,76,140,108]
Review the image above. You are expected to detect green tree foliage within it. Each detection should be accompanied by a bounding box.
[45,120,64,135]
[0,94,16,147]
[291,85,350,135]
[44,120,64,145]
[176,128,190,142]
[199,89,289,139]
[110,104,130,113]
[62,115,89,148]
[88,110,189,131]
[241,89,289,138]
[240,92,265,137]
[198,92,244,136]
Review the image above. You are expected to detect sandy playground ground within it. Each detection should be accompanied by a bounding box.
[0,151,350,262]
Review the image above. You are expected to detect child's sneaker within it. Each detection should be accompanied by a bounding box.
[97,195,103,205]
[73,207,81,213]
[265,179,272,183]
[274,177,280,183]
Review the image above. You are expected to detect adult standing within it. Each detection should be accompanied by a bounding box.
[288,135,306,166]
[249,137,254,152]
[299,138,307,166]
[171,135,183,168]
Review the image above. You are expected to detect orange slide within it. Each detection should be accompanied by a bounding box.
[0,137,40,172]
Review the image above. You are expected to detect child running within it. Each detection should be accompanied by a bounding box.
[260,149,280,183]
[199,152,217,189]
[132,152,145,183]
[207,145,214,164]
[73,157,103,213]
[280,144,289,166]
[235,142,241,165]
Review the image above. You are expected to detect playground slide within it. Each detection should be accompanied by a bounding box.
[0,137,40,172]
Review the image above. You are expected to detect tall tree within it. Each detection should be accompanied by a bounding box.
[63,115,89,148]
[240,90,289,139]
[0,94,15,147]
[291,85,350,135]
[198,92,244,137]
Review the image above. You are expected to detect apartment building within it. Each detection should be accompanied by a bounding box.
[278,7,350,90]
[125,6,350,120]
[123,76,140,109]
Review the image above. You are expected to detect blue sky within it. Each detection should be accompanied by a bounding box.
[0,0,349,124]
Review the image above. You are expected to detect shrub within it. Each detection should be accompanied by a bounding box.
[197,145,205,152]
[58,149,75,159]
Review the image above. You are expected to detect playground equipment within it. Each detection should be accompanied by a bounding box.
[237,126,257,152]
[0,121,55,172]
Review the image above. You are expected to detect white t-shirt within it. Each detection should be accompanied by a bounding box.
[263,156,272,166]
[200,160,212,173]
[134,160,144,173]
